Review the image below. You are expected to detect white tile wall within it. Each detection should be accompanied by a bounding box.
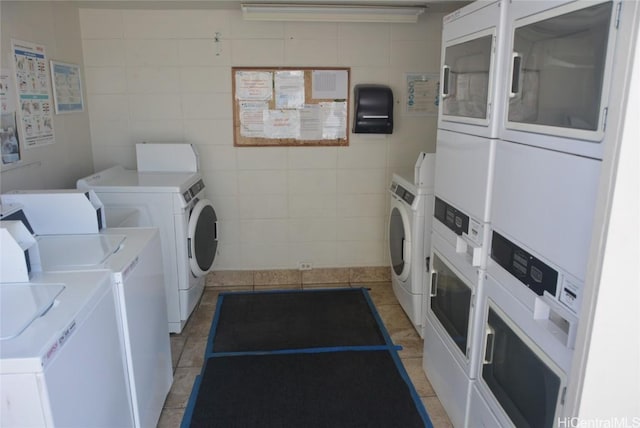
[183,119,234,145]
[125,40,180,66]
[88,94,130,121]
[129,120,184,143]
[82,39,126,66]
[289,194,337,219]
[285,22,339,40]
[126,67,180,93]
[79,7,445,270]
[85,67,127,94]
[78,9,124,39]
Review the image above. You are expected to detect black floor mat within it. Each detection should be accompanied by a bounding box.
[210,288,388,353]
[187,351,428,428]
[183,288,432,428]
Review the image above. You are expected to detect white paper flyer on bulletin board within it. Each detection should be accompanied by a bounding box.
[1,68,21,164]
[11,39,56,149]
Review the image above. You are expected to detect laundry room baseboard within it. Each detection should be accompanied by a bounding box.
[206,266,391,289]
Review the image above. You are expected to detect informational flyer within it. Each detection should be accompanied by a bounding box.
[1,112,21,164]
[263,109,300,139]
[51,61,84,113]
[311,70,348,100]
[1,68,21,164]
[405,73,439,116]
[299,104,323,140]
[12,39,55,148]
[320,101,347,139]
[235,71,273,101]
[239,101,268,138]
[274,70,305,109]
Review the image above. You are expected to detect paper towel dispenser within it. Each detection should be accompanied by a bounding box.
[352,84,393,134]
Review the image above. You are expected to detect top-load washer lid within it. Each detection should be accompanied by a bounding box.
[37,234,125,270]
[77,165,199,193]
[0,283,65,340]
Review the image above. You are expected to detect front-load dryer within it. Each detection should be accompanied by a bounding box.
[77,166,217,333]
[388,173,434,335]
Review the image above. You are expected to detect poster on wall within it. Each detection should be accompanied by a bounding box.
[11,39,55,149]
[405,72,440,116]
[1,113,21,165]
[1,68,21,164]
[50,61,84,114]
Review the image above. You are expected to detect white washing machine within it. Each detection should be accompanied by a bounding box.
[36,228,173,428]
[0,225,134,427]
[388,153,435,336]
[0,197,174,427]
[0,272,135,428]
[77,164,217,333]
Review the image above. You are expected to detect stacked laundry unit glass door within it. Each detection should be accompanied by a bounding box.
[501,0,620,159]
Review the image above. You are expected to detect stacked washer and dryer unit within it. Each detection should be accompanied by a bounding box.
[389,152,436,338]
[422,2,506,426]
[77,143,218,334]
[424,1,637,427]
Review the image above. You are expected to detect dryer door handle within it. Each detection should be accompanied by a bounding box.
[441,65,450,99]
[402,238,411,264]
[483,325,496,364]
[510,52,522,99]
[430,271,438,297]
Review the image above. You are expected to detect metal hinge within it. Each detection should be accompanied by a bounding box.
[187,238,192,258]
[425,256,430,272]
[561,387,567,405]
[602,107,609,132]
[615,2,622,29]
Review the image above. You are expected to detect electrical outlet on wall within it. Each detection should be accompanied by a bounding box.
[298,262,313,271]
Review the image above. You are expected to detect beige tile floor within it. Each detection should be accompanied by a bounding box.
[158,282,453,428]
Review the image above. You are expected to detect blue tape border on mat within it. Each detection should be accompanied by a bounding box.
[204,292,226,357]
[184,287,434,428]
[358,286,397,348]
[210,344,401,358]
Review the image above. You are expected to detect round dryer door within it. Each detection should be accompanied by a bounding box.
[389,205,411,281]
[187,199,218,277]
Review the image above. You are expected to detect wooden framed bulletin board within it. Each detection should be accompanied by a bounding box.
[232,67,350,147]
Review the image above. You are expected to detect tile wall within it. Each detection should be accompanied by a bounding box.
[79,7,445,271]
